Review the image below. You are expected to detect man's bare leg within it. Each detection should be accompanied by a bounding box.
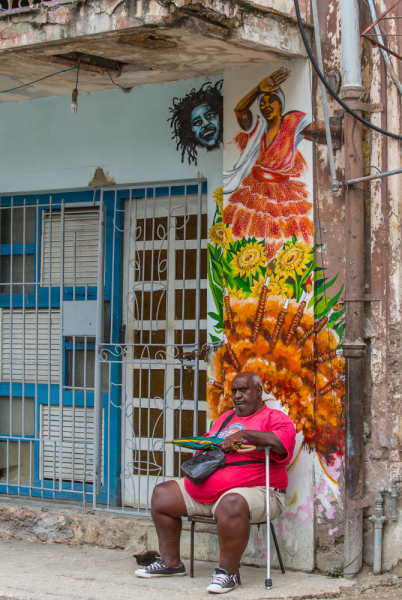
[214,493,251,575]
[151,480,188,567]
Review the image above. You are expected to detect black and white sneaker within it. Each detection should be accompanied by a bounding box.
[207,567,238,594]
[135,556,186,578]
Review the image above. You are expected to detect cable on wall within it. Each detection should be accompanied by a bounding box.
[0,64,79,95]
[294,0,402,142]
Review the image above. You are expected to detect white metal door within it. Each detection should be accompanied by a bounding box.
[120,182,208,512]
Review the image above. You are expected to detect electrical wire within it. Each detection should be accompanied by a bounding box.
[359,0,397,90]
[0,53,131,96]
[341,544,364,575]
[351,83,381,174]
[294,0,402,141]
[365,0,402,95]
[352,120,380,173]
[0,63,79,94]
[75,59,81,90]
[92,55,132,92]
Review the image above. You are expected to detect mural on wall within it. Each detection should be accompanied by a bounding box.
[169,80,223,165]
[207,67,345,477]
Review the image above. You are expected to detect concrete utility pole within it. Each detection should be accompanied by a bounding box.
[339,0,366,579]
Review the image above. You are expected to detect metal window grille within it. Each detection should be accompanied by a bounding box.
[0,195,102,502]
[0,180,207,512]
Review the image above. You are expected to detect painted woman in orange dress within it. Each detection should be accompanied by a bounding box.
[223,68,327,261]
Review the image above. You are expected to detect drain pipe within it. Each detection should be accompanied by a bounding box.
[391,477,402,521]
[369,488,388,575]
[339,0,366,579]
[369,478,401,574]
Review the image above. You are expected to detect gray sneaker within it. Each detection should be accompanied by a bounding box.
[135,556,186,578]
[207,567,238,594]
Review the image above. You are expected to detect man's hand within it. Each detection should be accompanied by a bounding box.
[220,431,246,454]
[258,67,290,93]
[220,429,288,456]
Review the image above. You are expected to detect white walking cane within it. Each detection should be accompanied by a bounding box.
[258,445,272,589]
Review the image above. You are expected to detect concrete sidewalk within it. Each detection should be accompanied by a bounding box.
[0,538,355,600]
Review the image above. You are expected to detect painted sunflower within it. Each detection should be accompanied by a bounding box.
[268,273,290,297]
[227,284,246,299]
[230,241,266,278]
[208,223,232,251]
[212,187,224,214]
[250,272,266,299]
[275,240,313,279]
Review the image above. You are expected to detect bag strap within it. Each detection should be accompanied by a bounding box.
[217,410,236,434]
[225,460,265,467]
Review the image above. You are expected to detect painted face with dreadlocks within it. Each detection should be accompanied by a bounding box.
[190,103,221,148]
[168,80,223,165]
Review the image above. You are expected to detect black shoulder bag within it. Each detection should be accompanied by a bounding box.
[181,411,235,485]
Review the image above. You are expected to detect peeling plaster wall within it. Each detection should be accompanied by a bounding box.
[313,0,402,574]
[362,0,402,571]
[0,0,308,58]
[312,0,345,573]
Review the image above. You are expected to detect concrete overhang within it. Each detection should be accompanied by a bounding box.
[0,0,311,102]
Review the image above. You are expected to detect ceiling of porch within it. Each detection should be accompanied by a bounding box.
[0,0,309,102]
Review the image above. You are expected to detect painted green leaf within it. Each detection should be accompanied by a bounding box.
[314,285,344,319]
[208,243,216,258]
[207,261,223,314]
[329,306,346,324]
[209,333,222,347]
[234,277,252,293]
[313,293,330,316]
[210,255,223,278]
[335,324,346,347]
[314,274,339,302]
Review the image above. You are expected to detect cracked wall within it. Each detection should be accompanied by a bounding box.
[313,0,402,574]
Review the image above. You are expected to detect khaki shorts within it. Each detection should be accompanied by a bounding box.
[176,479,285,524]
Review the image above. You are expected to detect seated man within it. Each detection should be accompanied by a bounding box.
[135,371,296,594]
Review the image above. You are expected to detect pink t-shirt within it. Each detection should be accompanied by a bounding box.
[184,405,296,504]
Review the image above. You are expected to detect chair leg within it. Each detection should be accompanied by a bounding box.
[237,568,241,585]
[270,522,285,574]
[190,521,195,578]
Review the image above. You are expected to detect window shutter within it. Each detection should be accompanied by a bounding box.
[1,309,60,383]
[41,209,100,286]
[40,405,102,483]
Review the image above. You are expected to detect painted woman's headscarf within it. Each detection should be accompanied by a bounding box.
[223,89,311,194]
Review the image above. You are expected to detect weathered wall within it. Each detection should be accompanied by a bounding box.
[312,0,402,574]
[0,0,308,54]
[312,0,345,573]
[360,0,402,572]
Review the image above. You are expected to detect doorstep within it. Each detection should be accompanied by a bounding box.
[0,496,284,568]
